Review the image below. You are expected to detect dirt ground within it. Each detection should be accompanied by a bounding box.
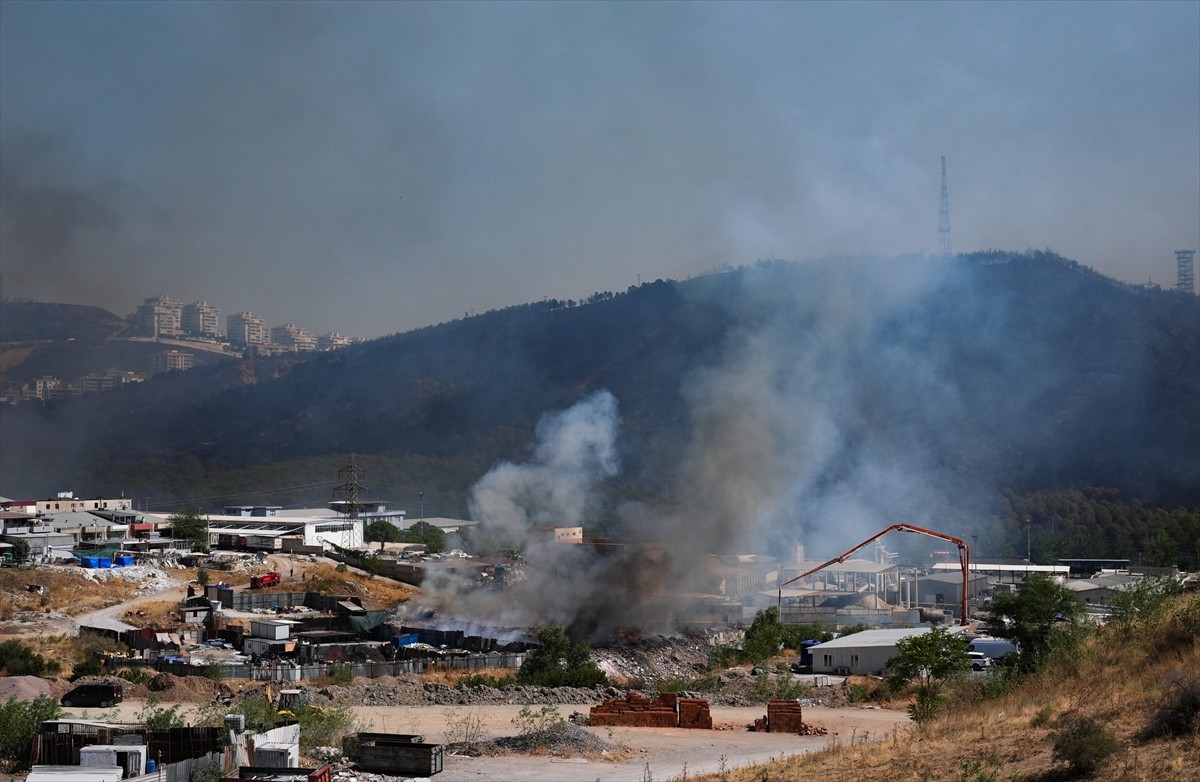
[88,698,907,782]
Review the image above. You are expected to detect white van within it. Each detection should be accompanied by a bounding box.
[968,637,1018,661]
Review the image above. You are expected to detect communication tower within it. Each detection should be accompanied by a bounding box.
[938,156,952,257]
[1176,250,1196,294]
[333,456,366,550]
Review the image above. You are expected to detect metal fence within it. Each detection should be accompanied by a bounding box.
[105,652,525,682]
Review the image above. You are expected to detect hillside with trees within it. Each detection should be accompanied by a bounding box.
[1,251,1197,566]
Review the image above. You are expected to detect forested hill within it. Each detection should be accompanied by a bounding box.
[1,251,1197,557]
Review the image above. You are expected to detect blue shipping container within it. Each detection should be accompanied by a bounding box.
[99,558,112,568]
[393,634,420,647]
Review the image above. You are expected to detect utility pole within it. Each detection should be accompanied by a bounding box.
[938,156,952,258]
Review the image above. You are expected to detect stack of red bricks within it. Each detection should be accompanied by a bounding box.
[589,692,712,729]
[677,697,713,729]
[766,700,805,733]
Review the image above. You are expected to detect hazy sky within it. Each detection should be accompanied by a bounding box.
[2,1,1197,339]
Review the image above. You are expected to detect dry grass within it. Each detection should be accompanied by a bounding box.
[691,593,1200,782]
[420,665,516,687]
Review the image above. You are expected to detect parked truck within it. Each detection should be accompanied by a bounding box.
[250,571,282,588]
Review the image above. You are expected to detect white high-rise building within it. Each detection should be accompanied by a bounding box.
[133,295,182,338]
[182,301,221,337]
[227,312,268,347]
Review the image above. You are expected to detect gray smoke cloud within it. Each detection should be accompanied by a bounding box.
[408,258,985,638]
[468,390,620,548]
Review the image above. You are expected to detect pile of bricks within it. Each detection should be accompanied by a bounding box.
[677,697,713,729]
[589,692,712,729]
[751,700,826,735]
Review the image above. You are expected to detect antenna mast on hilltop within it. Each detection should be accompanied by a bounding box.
[938,156,952,258]
[334,456,366,550]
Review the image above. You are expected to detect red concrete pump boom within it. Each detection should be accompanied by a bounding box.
[777,523,971,626]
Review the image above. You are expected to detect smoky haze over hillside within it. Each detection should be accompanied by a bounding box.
[388,254,1200,635]
[2,3,1197,338]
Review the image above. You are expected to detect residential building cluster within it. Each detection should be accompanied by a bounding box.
[131,294,359,354]
[0,294,362,404]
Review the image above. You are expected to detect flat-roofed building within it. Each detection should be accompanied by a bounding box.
[270,323,317,352]
[134,295,182,338]
[181,301,221,337]
[227,312,268,347]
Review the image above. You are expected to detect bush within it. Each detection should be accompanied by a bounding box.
[511,704,561,736]
[1051,715,1120,776]
[330,663,354,685]
[69,658,103,681]
[0,640,47,677]
[137,696,186,730]
[116,667,152,685]
[908,685,946,724]
[1141,671,1200,739]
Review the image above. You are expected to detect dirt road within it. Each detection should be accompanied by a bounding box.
[93,699,907,782]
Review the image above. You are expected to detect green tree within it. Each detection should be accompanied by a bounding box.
[1146,529,1179,568]
[168,508,210,553]
[886,626,970,690]
[364,519,403,544]
[9,538,30,564]
[398,521,446,554]
[0,695,62,762]
[1108,575,1182,631]
[887,626,970,723]
[517,624,608,688]
[983,574,1087,672]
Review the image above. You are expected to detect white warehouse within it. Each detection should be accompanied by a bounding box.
[809,626,971,676]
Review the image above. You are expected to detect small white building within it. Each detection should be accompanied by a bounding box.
[809,626,971,676]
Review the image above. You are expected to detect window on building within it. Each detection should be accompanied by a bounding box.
[851,654,859,667]
[823,654,833,667]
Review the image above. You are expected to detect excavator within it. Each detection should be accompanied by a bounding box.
[777,523,971,626]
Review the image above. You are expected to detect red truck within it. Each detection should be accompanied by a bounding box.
[250,571,281,589]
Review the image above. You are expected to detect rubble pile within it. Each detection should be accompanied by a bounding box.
[469,720,618,757]
[591,631,731,684]
[313,680,621,708]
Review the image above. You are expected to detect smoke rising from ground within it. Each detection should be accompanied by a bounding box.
[411,258,1000,637]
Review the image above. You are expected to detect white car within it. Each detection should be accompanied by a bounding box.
[968,651,992,671]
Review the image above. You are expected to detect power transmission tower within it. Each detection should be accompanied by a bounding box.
[938,156,952,258]
[334,456,366,550]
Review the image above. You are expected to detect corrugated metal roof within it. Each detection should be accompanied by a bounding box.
[26,766,123,781]
[812,625,969,649]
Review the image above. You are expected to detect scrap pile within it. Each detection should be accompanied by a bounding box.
[589,691,712,729]
[752,700,828,735]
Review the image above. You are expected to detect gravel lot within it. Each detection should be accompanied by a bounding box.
[95,698,907,782]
